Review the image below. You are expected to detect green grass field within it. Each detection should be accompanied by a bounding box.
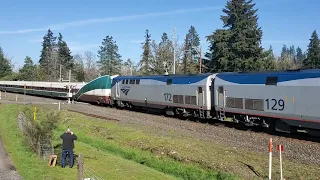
[0,104,236,180]
[1,103,319,180]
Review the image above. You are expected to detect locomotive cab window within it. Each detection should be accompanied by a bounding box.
[167,79,172,85]
[218,86,224,93]
[198,87,202,93]
[265,76,278,85]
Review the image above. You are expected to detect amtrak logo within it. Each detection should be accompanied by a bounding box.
[121,88,130,95]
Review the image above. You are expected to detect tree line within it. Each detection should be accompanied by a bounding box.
[1,0,320,82]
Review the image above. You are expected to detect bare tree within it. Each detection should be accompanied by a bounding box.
[83,51,99,81]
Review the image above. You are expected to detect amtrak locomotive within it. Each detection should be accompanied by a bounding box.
[1,69,320,136]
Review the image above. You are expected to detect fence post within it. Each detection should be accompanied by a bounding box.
[0,91,2,100]
[58,102,61,111]
[16,94,18,101]
[77,154,84,180]
[38,140,41,160]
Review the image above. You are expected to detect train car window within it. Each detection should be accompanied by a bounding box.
[125,79,129,84]
[265,76,278,85]
[136,79,140,84]
[167,79,172,85]
[122,80,125,84]
[130,79,134,84]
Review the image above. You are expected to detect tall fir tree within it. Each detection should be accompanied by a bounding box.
[139,29,152,75]
[157,32,173,74]
[39,29,57,67]
[295,47,305,62]
[205,29,232,72]
[207,0,264,72]
[39,29,57,80]
[0,46,12,78]
[19,56,37,81]
[184,25,201,73]
[303,30,320,69]
[57,33,74,71]
[97,36,122,75]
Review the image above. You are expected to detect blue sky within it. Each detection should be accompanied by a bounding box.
[0,0,319,71]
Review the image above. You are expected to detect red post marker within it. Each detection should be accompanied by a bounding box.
[268,138,272,180]
[277,144,284,180]
[277,145,284,152]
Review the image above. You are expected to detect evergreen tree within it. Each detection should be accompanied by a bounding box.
[39,29,57,80]
[303,30,320,69]
[205,29,232,72]
[97,36,122,75]
[57,33,74,71]
[39,29,57,67]
[296,47,305,62]
[157,32,173,74]
[184,26,201,73]
[207,0,264,72]
[139,29,152,75]
[259,45,276,70]
[0,46,12,78]
[19,56,36,80]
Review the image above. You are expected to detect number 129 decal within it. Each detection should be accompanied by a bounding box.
[265,99,285,111]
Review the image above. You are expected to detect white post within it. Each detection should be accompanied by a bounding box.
[58,102,61,111]
[279,145,283,180]
[173,27,176,74]
[15,94,18,101]
[0,91,2,100]
[269,138,273,180]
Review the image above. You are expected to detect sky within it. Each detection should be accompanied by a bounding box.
[0,0,319,71]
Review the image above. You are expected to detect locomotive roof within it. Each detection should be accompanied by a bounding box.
[114,73,213,79]
[216,68,320,84]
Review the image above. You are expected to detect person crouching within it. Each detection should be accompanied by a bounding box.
[60,128,77,168]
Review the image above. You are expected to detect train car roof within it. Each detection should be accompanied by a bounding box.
[114,73,213,79]
[216,68,320,84]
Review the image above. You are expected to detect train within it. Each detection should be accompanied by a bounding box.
[1,69,320,136]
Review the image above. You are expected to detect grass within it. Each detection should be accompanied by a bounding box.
[3,103,318,180]
[0,104,177,180]
[56,108,320,180]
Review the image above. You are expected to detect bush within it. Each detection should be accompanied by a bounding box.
[20,106,60,157]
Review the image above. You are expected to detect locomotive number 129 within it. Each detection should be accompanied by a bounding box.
[265,99,285,111]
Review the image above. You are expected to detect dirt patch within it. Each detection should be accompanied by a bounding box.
[0,136,22,180]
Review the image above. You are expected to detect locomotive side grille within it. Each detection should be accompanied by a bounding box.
[185,95,197,105]
[226,97,243,109]
[245,99,264,111]
[173,95,184,104]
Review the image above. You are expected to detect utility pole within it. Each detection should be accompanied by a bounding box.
[183,34,188,74]
[199,46,202,73]
[69,69,71,82]
[59,65,62,82]
[173,27,176,74]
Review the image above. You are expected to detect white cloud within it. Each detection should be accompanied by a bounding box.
[0,6,221,35]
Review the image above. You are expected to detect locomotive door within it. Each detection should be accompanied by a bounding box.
[218,86,225,107]
[116,81,120,97]
[198,87,204,105]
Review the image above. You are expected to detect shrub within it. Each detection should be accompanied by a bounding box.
[20,106,60,158]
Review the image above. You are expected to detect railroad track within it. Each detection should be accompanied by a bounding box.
[66,109,120,122]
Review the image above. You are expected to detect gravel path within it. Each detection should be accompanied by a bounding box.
[1,92,320,166]
[0,137,22,180]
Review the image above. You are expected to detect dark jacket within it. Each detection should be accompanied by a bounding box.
[60,133,77,150]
